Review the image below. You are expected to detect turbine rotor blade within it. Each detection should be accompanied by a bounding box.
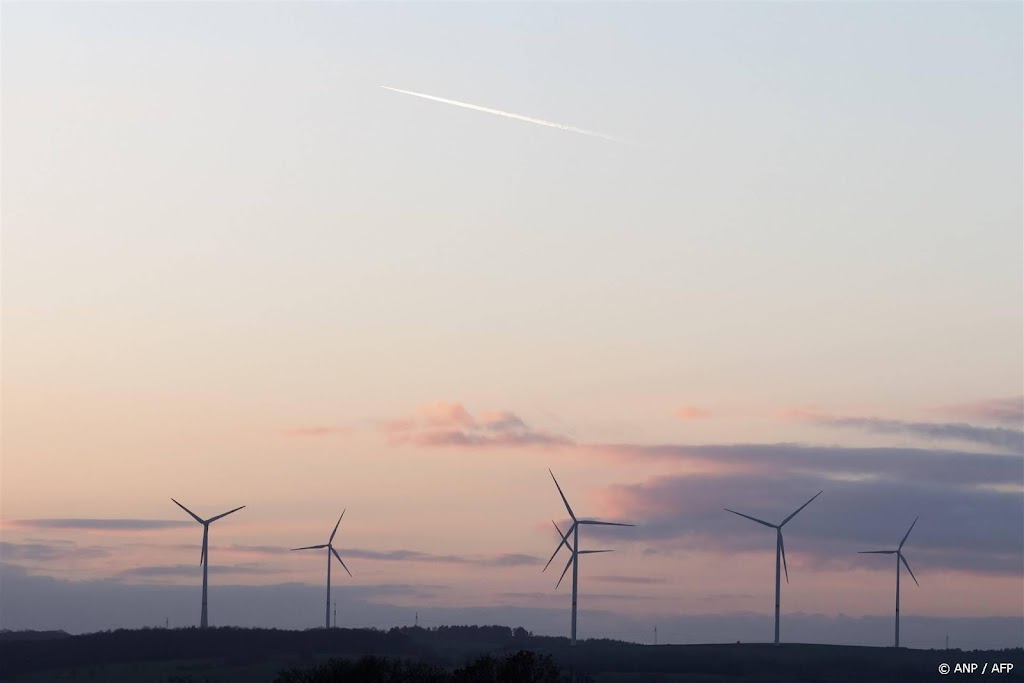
[543,521,573,572]
[200,526,208,566]
[555,553,574,590]
[578,520,634,527]
[779,532,789,583]
[291,544,328,551]
[329,510,346,544]
[780,491,823,527]
[172,498,205,525]
[898,516,919,550]
[724,508,776,528]
[578,550,613,554]
[331,546,352,577]
[208,505,246,523]
[549,469,576,521]
[554,520,574,547]
[899,552,919,587]
[542,545,563,573]
[858,550,896,554]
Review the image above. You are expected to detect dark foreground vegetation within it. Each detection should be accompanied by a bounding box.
[1,625,1020,682]
[275,650,575,682]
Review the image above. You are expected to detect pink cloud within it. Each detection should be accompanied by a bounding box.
[675,406,711,420]
[415,402,476,428]
[283,426,347,437]
[383,402,572,449]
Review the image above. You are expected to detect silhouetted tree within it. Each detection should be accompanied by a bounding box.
[275,656,447,682]
[453,650,564,682]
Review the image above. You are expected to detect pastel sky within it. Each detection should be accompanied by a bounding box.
[2,2,1022,648]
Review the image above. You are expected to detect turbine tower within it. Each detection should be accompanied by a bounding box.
[171,498,245,629]
[859,516,920,648]
[544,469,633,647]
[291,511,352,629]
[724,491,822,644]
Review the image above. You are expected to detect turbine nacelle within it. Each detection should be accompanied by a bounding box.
[860,517,921,648]
[545,471,634,586]
[171,499,245,565]
[544,468,634,647]
[724,491,822,586]
[291,510,353,577]
[171,497,245,629]
[859,517,920,587]
[723,491,822,645]
[544,470,635,646]
[292,510,354,630]
[172,498,246,528]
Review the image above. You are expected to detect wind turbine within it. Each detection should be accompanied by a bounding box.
[171,498,245,629]
[544,469,633,646]
[291,511,352,629]
[724,491,822,645]
[859,516,920,648]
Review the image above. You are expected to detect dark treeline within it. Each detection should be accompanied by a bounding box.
[1,626,1020,682]
[0,625,568,679]
[0,629,71,642]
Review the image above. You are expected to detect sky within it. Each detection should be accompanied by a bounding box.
[2,1,1022,649]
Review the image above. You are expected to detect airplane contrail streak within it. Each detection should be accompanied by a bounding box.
[381,86,621,143]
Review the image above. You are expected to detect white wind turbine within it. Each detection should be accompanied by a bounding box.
[171,498,245,629]
[724,491,822,644]
[544,469,633,646]
[291,511,352,629]
[859,517,920,648]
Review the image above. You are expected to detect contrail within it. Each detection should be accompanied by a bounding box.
[381,86,621,143]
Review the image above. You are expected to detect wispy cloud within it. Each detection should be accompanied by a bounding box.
[0,541,110,562]
[355,583,450,597]
[381,86,622,143]
[592,575,665,585]
[334,547,538,567]
[335,548,466,564]
[223,544,289,555]
[382,402,572,449]
[485,553,538,567]
[933,397,1023,426]
[119,563,276,578]
[792,411,1023,453]
[12,519,192,531]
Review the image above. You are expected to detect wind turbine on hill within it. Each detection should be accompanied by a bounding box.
[171,498,245,629]
[724,491,822,644]
[291,511,352,629]
[859,516,920,648]
[544,469,633,646]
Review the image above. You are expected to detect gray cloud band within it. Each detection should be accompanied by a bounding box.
[591,443,1023,575]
